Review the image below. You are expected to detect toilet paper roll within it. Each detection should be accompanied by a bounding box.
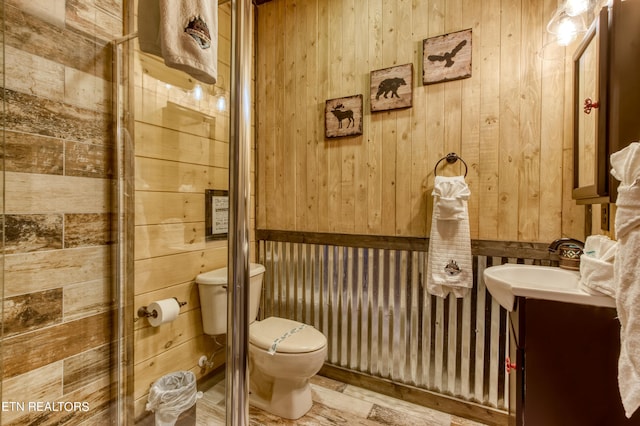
[147,298,180,327]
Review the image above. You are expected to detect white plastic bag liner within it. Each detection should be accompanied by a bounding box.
[146,371,203,426]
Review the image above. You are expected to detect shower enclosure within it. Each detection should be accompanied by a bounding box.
[115,0,254,423]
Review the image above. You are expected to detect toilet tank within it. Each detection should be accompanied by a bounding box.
[196,263,266,335]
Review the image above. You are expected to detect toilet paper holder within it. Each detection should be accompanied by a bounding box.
[137,298,187,319]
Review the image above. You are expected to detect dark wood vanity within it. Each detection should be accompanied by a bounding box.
[573,0,640,204]
[508,298,640,426]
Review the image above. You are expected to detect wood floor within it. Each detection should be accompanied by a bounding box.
[193,375,489,426]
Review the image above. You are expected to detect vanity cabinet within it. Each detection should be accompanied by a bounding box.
[573,0,640,204]
[508,298,640,426]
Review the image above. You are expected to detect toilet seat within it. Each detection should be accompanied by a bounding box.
[250,317,326,354]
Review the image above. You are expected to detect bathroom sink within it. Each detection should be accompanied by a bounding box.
[483,264,616,311]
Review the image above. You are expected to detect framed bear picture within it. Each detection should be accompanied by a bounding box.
[370,63,413,112]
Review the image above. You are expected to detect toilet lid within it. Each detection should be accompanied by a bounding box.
[196,263,265,285]
[250,317,326,354]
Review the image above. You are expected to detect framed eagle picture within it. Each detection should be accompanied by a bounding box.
[370,63,413,112]
[423,28,472,85]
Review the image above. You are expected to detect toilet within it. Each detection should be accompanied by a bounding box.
[196,263,327,420]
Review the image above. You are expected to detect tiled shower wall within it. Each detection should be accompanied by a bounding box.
[1,1,122,424]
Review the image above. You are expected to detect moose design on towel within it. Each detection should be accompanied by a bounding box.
[445,260,461,276]
[185,16,211,49]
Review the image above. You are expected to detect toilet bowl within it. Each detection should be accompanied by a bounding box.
[248,316,327,419]
[196,263,327,420]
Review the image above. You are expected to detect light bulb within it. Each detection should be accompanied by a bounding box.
[193,84,203,100]
[565,0,589,16]
[216,94,227,112]
[556,16,578,45]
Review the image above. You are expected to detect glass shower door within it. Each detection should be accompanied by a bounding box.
[121,1,232,423]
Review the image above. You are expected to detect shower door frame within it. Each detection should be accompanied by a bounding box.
[113,30,138,426]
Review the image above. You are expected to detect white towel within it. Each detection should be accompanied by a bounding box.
[427,176,473,298]
[611,142,640,418]
[579,235,617,297]
[139,0,218,85]
[611,142,640,201]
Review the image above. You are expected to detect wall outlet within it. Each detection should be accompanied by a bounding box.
[601,204,610,231]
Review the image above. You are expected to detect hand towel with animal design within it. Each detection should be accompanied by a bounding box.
[426,175,473,298]
[139,0,218,84]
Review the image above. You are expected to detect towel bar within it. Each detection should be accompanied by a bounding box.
[434,152,468,177]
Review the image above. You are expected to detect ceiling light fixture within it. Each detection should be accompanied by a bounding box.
[565,0,591,16]
[548,11,587,46]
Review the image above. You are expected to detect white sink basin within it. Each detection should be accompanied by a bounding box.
[483,264,616,311]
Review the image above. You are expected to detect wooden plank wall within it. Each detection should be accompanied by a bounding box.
[255,0,587,242]
[131,3,251,420]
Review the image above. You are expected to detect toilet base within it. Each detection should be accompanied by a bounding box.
[249,370,313,419]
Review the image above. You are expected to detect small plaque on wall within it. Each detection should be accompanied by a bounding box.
[325,95,363,138]
[205,189,228,241]
[423,29,472,85]
[370,63,413,112]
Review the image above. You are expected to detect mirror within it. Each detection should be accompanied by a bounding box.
[572,7,609,203]
[576,36,597,188]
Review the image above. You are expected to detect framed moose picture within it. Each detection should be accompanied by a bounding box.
[325,95,363,138]
[370,63,413,112]
[423,28,472,85]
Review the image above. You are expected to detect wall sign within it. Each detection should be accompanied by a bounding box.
[370,63,413,112]
[205,189,228,241]
[423,29,472,85]
[324,94,363,138]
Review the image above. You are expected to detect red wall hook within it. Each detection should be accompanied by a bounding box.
[506,356,517,373]
[584,98,600,114]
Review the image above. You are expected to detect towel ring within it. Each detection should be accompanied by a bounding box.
[434,152,468,177]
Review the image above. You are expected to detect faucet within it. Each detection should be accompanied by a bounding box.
[548,238,584,252]
[548,238,584,270]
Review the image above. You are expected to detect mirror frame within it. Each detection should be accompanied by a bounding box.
[572,7,609,203]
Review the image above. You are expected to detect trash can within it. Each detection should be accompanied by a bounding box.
[146,371,203,426]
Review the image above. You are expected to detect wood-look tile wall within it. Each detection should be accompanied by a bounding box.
[131,3,250,421]
[255,0,586,242]
[1,0,121,424]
